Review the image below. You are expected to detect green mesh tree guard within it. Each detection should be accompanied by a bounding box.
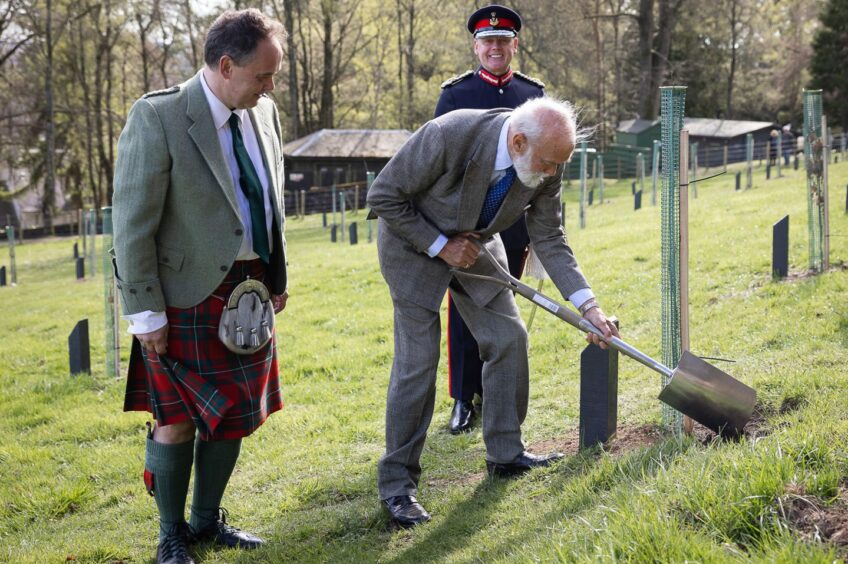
[803,89,826,272]
[86,209,97,277]
[746,134,754,190]
[596,155,605,204]
[102,207,119,378]
[660,86,686,434]
[579,141,588,229]
[690,142,698,199]
[7,225,16,285]
[651,139,661,206]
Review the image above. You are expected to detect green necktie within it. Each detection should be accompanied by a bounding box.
[228,113,270,263]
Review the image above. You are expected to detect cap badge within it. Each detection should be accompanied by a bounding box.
[489,12,499,26]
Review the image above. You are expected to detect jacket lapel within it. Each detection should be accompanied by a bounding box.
[185,72,241,218]
[247,105,278,192]
[457,113,509,232]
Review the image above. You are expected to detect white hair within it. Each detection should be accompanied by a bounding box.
[510,97,589,146]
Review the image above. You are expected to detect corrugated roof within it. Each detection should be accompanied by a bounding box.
[683,118,775,138]
[616,117,776,139]
[284,129,412,158]
[617,119,660,134]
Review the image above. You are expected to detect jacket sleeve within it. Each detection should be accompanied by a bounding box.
[112,98,171,315]
[525,168,590,299]
[365,120,447,253]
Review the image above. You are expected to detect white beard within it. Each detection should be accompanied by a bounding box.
[513,149,546,188]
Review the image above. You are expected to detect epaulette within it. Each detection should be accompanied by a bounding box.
[513,71,545,89]
[143,85,181,99]
[440,70,474,89]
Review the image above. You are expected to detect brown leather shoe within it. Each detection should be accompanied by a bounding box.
[486,451,564,478]
[383,495,431,528]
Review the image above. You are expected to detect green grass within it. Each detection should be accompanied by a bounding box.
[1,159,847,562]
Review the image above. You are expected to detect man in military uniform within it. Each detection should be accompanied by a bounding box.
[435,4,547,434]
[113,9,288,563]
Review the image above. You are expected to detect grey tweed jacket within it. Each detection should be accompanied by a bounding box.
[112,71,287,315]
[366,108,588,312]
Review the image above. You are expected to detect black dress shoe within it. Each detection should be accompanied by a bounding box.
[383,495,431,528]
[191,507,264,549]
[157,522,195,564]
[486,451,564,478]
[449,399,476,434]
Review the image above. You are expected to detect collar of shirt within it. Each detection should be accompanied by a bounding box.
[200,71,248,130]
[494,116,513,172]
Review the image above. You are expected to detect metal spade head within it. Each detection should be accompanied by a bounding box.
[658,351,756,436]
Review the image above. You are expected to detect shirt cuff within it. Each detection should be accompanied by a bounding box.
[569,289,595,311]
[124,310,168,335]
[426,234,449,258]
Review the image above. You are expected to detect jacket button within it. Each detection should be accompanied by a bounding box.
[162,257,169,263]
[145,286,152,292]
[129,289,137,294]
[221,265,228,272]
[235,229,243,236]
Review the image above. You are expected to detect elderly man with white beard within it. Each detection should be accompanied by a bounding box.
[366,96,620,528]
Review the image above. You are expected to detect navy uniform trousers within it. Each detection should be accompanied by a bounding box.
[434,67,544,402]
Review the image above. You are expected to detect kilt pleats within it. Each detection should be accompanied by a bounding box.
[123,260,283,440]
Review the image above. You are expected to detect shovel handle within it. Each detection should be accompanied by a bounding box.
[454,243,674,378]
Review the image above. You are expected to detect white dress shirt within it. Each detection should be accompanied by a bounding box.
[124,72,275,335]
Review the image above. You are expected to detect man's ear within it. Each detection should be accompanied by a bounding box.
[512,132,528,154]
[219,55,233,79]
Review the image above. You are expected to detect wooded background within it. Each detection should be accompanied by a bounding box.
[0,0,843,227]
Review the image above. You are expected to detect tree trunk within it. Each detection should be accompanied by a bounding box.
[282,0,299,138]
[43,0,55,232]
[319,1,334,129]
[636,0,654,118]
[726,0,739,119]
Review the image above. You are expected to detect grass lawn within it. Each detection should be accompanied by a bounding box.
[1,159,847,562]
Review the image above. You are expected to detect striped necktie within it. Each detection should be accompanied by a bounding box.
[228,114,270,263]
[477,166,516,228]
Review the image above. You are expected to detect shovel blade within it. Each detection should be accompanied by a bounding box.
[658,351,756,435]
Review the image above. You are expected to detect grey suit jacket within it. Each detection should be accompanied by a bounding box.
[366,108,588,312]
[112,71,287,315]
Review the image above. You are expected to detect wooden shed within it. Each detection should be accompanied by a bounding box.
[283,129,412,191]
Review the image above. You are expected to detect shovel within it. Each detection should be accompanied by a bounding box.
[452,243,756,436]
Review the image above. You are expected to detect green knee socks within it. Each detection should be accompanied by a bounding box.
[145,436,194,541]
[189,437,242,532]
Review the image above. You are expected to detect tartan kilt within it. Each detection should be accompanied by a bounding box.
[124,259,283,440]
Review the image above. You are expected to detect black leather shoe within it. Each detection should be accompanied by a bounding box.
[191,507,264,549]
[449,400,476,434]
[486,451,564,478]
[157,522,195,564]
[383,495,431,528]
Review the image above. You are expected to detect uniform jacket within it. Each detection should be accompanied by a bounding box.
[366,108,588,312]
[112,71,287,315]
[434,68,545,251]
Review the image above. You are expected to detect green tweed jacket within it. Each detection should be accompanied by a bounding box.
[112,71,287,315]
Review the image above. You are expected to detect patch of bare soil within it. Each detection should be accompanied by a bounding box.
[780,483,848,554]
[784,260,848,282]
[528,423,665,456]
[690,398,803,444]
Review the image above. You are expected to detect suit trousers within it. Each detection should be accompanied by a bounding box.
[377,283,529,499]
[447,244,528,401]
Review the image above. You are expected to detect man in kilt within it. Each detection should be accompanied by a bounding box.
[112,9,288,564]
